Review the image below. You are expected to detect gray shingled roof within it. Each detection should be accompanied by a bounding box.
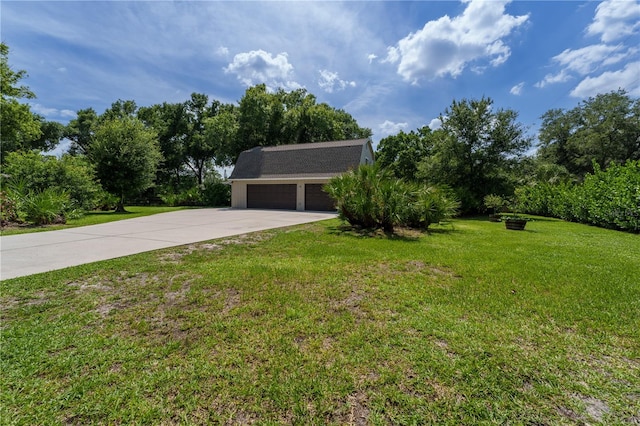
[229,139,371,179]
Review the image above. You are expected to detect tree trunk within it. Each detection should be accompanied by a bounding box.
[114,193,127,212]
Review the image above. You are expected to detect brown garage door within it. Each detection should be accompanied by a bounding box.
[305,184,335,211]
[247,184,297,210]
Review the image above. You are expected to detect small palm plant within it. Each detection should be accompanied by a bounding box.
[325,165,459,233]
[483,194,506,221]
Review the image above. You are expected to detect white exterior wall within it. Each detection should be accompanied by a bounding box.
[231,181,248,208]
[360,142,375,165]
[231,178,331,210]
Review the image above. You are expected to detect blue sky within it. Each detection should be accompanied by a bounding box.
[2,0,639,154]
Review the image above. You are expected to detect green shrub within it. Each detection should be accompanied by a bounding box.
[517,160,640,232]
[403,184,459,229]
[159,173,231,207]
[325,165,458,232]
[21,188,71,225]
[160,186,203,206]
[581,161,640,231]
[2,178,72,225]
[202,175,231,207]
[0,190,19,224]
[1,151,101,210]
[483,194,507,215]
[324,164,389,230]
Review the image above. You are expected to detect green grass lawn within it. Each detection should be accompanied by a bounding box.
[0,206,189,235]
[1,217,638,424]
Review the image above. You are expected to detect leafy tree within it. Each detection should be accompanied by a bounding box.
[64,108,99,155]
[102,99,138,121]
[417,97,532,212]
[89,118,162,212]
[233,84,286,159]
[183,93,223,184]
[538,90,640,178]
[0,42,43,161]
[35,118,65,152]
[137,102,189,187]
[203,105,238,167]
[376,127,433,180]
[228,85,371,162]
[277,88,371,144]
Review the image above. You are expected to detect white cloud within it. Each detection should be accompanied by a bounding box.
[551,44,627,75]
[587,0,640,43]
[571,61,640,97]
[534,70,572,88]
[30,103,76,119]
[367,53,378,64]
[535,2,640,94]
[224,50,301,91]
[384,0,528,83]
[510,82,525,95]
[428,117,443,130]
[342,84,392,113]
[378,120,408,136]
[318,70,356,93]
[216,46,229,56]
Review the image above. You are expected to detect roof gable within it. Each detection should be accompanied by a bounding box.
[230,139,373,179]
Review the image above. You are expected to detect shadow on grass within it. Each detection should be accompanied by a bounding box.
[327,223,457,241]
[83,210,133,216]
[462,214,561,223]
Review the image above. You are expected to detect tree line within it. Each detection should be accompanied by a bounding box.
[376,90,639,216]
[1,42,371,217]
[2,41,638,230]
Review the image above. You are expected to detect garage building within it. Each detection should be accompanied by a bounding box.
[229,139,374,211]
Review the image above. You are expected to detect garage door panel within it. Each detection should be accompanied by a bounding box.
[247,184,296,210]
[305,184,335,211]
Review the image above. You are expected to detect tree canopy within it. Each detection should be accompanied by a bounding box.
[537,90,640,178]
[88,117,162,212]
[376,97,532,212]
[1,42,42,160]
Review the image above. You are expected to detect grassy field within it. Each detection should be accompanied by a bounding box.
[1,217,638,424]
[0,206,189,235]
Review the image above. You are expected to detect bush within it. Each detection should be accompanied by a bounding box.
[0,190,19,224]
[403,184,460,230]
[517,160,640,232]
[324,165,391,231]
[1,151,101,210]
[160,186,202,206]
[21,188,71,225]
[2,178,73,225]
[325,164,458,233]
[202,175,231,207]
[159,172,231,207]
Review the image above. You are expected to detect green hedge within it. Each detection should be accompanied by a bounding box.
[517,160,640,232]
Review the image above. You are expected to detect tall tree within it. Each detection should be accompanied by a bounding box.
[417,97,532,212]
[538,90,640,178]
[203,105,238,168]
[228,85,371,162]
[0,42,43,161]
[88,117,162,212]
[137,102,189,187]
[64,108,99,155]
[233,84,285,159]
[376,126,433,180]
[183,93,221,185]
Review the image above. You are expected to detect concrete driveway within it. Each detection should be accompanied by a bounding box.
[0,208,336,280]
